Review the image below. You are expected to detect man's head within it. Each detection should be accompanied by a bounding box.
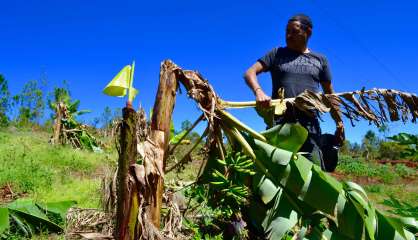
[286,14,313,50]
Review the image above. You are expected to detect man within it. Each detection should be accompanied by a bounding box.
[243,14,344,170]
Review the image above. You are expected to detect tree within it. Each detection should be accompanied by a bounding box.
[101,106,113,129]
[362,130,379,160]
[0,74,10,127]
[189,131,201,143]
[47,81,70,117]
[377,141,405,160]
[378,123,390,138]
[91,117,100,129]
[98,106,122,138]
[15,80,44,125]
[339,140,351,155]
[350,142,362,156]
[181,119,192,132]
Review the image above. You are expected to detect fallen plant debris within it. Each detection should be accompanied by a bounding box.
[65,207,114,240]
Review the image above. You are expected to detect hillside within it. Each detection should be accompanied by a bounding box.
[0,127,417,239]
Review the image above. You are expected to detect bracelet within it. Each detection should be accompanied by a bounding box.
[254,87,262,93]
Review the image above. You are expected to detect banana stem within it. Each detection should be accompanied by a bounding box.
[219,98,290,109]
[218,109,266,142]
[221,123,256,160]
[219,89,389,109]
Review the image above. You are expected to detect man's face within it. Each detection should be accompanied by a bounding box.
[285,21,310,47]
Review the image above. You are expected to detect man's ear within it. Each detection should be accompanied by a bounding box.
[306,27,312,38]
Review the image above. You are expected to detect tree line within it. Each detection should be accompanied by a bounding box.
[0,74,202,143]
[340,127,417,162]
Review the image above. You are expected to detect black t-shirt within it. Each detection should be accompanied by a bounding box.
[258,47,332,99]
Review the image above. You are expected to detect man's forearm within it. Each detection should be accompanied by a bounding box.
[244,62,271,107]
[244,61,267,95]
[244,70,262,95]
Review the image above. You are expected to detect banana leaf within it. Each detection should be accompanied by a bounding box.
[0,200,76,237]
[260,123,308,153]
[0,208,9,235]
[36,200,77,220]
[67,99,80,114]
[247,123,416,239]
[169,130,188,144]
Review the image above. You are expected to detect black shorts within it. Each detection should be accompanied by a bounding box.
[274,109,338,172]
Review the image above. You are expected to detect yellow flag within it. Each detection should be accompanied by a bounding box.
[128,61,137,102]
[103,64,138,101]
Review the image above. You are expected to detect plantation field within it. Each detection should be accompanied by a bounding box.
[334,155,417,211]
[0,128,417,239]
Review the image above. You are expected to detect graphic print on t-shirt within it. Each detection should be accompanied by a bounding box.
[276,54,322,77]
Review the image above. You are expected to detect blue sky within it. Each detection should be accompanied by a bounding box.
[1,0,417,143]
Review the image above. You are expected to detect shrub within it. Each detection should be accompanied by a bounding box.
[337,155,378,177]
[377,141,406,160]
[394,164,416,178]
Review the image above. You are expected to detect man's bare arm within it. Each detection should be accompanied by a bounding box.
[243,62,271,107]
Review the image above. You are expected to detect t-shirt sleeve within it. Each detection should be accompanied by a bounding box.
[319,56,332,83]
[257,48,278,71]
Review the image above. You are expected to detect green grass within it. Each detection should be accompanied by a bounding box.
[0,129,115,208]
[364,183,418,212]
[33,178,102,208]
[336,155,417,183]
[335,154,417,212]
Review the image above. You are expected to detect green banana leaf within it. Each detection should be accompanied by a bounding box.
[260,123,308,153]
[245,123,416,240]
[67,99,80,114]
[248,177,299,240]
[169,130,188,144]
[75,109,92,116]
[0,208,9,235]
[36,200,77,220]
[0,199,76,237]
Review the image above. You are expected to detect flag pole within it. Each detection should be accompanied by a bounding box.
[126,61,135,108]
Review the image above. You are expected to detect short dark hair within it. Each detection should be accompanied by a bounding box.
[288,14,313,30]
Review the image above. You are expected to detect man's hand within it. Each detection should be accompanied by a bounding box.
[255,88,271,108]
[244,61,271,107]
[335,123,345,147]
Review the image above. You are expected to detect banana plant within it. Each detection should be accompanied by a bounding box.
[163,60,418,240]
[49,86,100,151]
